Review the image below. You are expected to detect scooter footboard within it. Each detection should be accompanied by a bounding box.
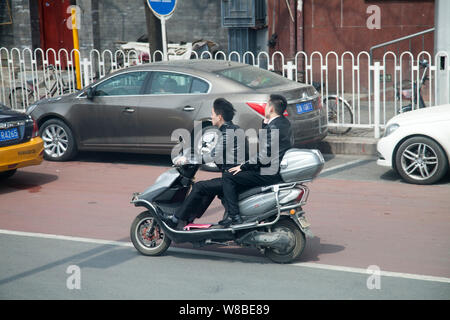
[163,226,237,243]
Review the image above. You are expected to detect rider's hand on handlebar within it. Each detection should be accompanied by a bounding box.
[174,156,188,166]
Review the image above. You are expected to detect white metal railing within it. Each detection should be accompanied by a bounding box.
[1,47,449,138]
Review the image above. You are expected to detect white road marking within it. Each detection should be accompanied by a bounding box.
[1,228,449,284]
[320,158,373,175]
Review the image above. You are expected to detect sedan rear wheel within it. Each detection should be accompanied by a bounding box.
[395,136,448,185]
[40,119,77,161]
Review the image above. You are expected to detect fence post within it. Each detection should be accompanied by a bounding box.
[83,58,90,88]
[373,61,381,139]
[285,61,295,80]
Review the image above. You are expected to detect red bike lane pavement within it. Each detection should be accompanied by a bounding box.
[0,160,449,278]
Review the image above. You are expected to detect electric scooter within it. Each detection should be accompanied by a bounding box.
[129,148,324,263]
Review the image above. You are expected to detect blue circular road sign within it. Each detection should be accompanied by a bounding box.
[147,0,177,17]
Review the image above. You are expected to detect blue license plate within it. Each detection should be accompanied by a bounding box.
[296,102,314,114]
[0,127,19,142]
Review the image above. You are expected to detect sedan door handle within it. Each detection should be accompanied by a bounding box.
[122,107,135,113]
[183,106,195,112]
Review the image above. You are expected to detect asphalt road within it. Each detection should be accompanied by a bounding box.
[0,233,449,300]
[0,151,449,300]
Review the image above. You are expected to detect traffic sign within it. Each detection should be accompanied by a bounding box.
[145,0,177,61]
[147,0,177,17]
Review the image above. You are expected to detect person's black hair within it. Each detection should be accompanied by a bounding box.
[269,94,288,115]
[213,98,236,122]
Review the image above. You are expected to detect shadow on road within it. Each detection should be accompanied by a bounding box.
[379,169,450,185]
[156,236,346,265]
[0,171,58,195]
[78,247,138,269]
[0,237,133,287]
[300,237,346,263]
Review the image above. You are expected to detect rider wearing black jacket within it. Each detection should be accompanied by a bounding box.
[166,98,245,227]
[220,94,293,227]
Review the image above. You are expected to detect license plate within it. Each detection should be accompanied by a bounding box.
[0,127,19,142]
[298,216,311,229]
[296,101,314,114]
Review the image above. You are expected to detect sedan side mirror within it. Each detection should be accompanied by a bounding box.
[86,87,95,100]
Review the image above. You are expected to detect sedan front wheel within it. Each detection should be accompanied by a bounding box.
[40,119,78,161]
[395,136,448,185]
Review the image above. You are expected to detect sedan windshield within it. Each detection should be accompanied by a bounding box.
[216,66,292,89]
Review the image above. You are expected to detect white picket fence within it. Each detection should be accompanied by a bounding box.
[1,47,449,138]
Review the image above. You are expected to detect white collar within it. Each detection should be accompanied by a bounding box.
[267,115,281,124]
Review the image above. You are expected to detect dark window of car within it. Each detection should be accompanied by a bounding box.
[216,66,291,89]
[94,71,148,96]
[191,78,209,93]
[146,72,209,94]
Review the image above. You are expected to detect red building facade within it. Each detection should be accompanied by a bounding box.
[268,0,435,58]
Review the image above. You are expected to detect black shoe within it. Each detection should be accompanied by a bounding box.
[219,215,243,228]
[161,214,178,229]
[231,215,243,225]
[217,211,229,226]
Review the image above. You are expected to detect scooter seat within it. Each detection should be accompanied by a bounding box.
[238,186,267,201]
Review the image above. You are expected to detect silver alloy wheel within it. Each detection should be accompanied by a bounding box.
[42,124,69,158]
[400,142,439,181]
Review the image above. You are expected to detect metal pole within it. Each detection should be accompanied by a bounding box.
[374,62,381,139]
[435,0,450,105]
[71,7,81,90]
[83,58,90,88]
[161,17,168,61]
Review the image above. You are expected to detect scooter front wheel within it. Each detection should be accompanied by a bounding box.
[264,218,306,264]
[130,211,172,256]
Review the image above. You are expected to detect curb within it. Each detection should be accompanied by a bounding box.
[306,136,379,156]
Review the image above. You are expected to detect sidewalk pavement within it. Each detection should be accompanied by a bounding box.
[306,128,381,156]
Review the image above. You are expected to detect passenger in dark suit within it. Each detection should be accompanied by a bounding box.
[221,94,293,227]
[165,98,245,227]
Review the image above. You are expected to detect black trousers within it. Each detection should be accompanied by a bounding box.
[175,178,227,222]
[222,170,282,217]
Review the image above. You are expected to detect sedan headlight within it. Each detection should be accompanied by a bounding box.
[383,123,399,137]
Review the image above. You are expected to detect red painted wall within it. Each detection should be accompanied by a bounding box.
[302,0,434,57]
[268,0,434,58]
[268,0,435,91]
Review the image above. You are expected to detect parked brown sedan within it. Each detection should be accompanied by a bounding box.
[27,60,327,161]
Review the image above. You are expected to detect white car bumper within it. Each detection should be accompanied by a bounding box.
[376,135,395,168]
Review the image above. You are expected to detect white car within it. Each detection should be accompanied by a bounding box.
[377,104,450,184]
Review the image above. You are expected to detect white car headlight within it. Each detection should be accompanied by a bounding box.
[383,123,399,137]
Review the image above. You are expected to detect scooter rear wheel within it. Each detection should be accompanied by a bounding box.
[131,211,171,256]
[264,218,306,264]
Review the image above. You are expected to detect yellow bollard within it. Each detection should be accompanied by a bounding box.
[71,7,81,90]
